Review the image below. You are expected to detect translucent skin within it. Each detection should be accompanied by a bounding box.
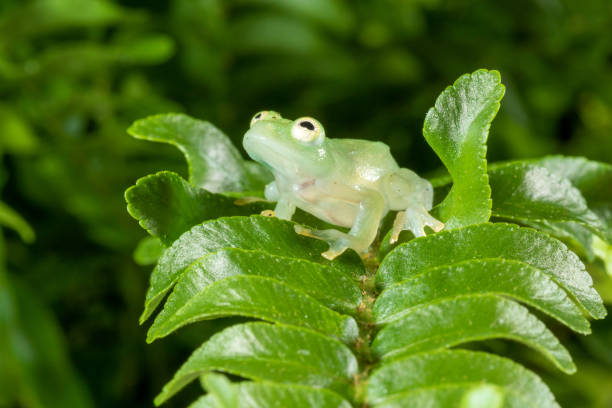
[243,112,444,259]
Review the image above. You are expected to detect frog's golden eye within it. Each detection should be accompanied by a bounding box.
[250,110,281,127]
[292,117,324,143]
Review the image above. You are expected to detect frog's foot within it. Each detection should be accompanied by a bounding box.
[294,225,365,260]
[234,196,267,206]
[260,209,275,217]
[390,207,444,243]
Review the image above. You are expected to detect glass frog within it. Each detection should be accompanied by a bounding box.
[243,110,444,260]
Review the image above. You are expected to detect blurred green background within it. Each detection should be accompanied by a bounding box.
[0,0,611,407]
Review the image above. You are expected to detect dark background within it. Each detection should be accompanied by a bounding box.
[0,0,611,407]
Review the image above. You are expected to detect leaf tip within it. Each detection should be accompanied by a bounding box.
[153,393,167,407]
[139,306,152,325]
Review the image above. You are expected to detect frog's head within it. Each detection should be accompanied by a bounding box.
[243,110,332,177]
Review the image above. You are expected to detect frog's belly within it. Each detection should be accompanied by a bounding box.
[294,194,359,228]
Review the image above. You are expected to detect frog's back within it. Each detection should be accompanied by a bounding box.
[333,138,398,169]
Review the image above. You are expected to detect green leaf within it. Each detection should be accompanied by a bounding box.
[372,295,575,373]
[128,114,271,193]
[0,201,35,243]
[0,105,38,154]
[189,381,352,408]
[535,156,612,230]
[35,0,126,28]
[366,350,558,407]
[524,219,600,261]
[230,14,331,55]
[377,223,605,319]
[151,249,361,335]
[488,162,607,239]
[141,216,363,323]
[423,69,505,229]
[155,322,358,405]
[461,384,504,408]
[527,156,612,253]
[125,171,267,245]
[146,275,358,343]
[199,373,237,408]
[372,385,503,408]
[374,259,590,334]
[593,236,612,276]
[0,278,93,408]
[133,236,164,266]
[244,0,354,34]
[432,156,612,258]
[0,0,127,39]
[31,35,175,76]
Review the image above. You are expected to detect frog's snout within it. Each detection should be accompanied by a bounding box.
[243,122,271,161]
[242,125,260,150]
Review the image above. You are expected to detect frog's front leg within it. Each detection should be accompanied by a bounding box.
[270,195,296,219]
[260,181,296,219]
[384,168,444,243]
[295,190,385,260]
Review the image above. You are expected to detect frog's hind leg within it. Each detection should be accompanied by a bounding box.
[385,168,444,243]
[295,190,385,260]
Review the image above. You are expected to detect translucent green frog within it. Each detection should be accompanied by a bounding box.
[243,111,444,260]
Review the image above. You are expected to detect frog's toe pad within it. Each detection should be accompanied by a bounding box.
[294,225,317,238]
[261,209,275,217]
[322,244,349,260]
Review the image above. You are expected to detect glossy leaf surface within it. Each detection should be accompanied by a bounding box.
[198,373,237,408]
[372,385,504,408]
[126,171,266,245]
[378,223,605,319]
[366,350,558,407]
[155,322,358,405]
[147,275,358,343]
[423,69,505,228]
[374,259,590,334]
[150,248,361,337]
[372,295,575,373]
[189,380,352,408]
[141,215,363,322]
[523,156,612,256]
[535,156,612,237]
[488,162,607,239]
[128,114,271,192]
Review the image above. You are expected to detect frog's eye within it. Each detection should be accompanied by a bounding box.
[250,110,281,127]
[292,117,324,143]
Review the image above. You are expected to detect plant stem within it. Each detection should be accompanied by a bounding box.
[352,252,380,407]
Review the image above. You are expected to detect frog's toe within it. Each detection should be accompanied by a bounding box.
[294,225,342,240]
[390,211,406,243]
[322,243,349,260]
[294,224,317,238]
[260,209,275,217]
[294,225,357,259]
[391,209,425,242]
[424,214,445,232]
[391,208,444,243]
